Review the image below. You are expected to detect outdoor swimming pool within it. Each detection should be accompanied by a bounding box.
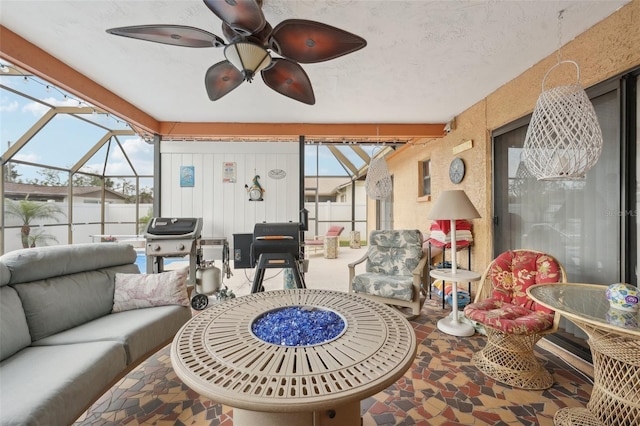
[135,251,188,273]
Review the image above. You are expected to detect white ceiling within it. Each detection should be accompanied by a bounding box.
[0,0,629,126]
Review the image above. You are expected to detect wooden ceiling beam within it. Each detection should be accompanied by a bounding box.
[157,122,446,140]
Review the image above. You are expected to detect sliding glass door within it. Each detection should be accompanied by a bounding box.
[493,70,638,359]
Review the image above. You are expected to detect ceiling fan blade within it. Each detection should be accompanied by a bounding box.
[261,58,315,105]
[205,61,244,101]
[203,0,265,36]
[270,19,366,63]
[106,25,225,48]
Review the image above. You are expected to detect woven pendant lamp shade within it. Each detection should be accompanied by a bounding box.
[513,158,535,198]
[522,60,603,180]
[365,157,392,200]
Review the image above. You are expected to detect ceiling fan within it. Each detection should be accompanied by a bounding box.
[106,0,367,105]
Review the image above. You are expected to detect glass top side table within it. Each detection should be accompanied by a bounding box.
[528,283,639,426]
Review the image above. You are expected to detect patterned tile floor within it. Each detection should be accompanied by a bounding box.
[75,298,594,425]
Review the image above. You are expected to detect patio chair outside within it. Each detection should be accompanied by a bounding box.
[464,249,567,390]
[304,225,344,256]
[349,229,428,319]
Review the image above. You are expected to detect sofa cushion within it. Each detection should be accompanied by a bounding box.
[112,269,189,313]
[352,272,413,301]
[0,341,127,426]
[13,264,139,342]
[0,262,10,286]
[32,305,192,364]
[1,243,137,285]
[0,287,31,361]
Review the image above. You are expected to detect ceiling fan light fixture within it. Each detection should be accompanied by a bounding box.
[224,41,271,82]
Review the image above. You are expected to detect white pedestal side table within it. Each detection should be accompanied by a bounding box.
[429,269,480,337]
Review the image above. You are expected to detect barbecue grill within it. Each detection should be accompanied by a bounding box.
[145,217,203,286]
[250,222,306,293]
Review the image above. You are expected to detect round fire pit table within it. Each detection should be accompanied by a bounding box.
[171,289,417,426]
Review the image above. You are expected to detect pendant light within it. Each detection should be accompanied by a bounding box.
[365,131,392,200]
[522,10,603,180]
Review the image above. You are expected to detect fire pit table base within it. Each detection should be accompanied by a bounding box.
[234,402,360,426]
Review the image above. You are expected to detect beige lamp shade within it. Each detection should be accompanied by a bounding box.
[224,41,272,82]
[428,190,480,220]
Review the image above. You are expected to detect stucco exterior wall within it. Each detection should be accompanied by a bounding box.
[381,0,640,273]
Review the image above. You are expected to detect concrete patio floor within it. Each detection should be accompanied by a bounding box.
[220,244,366,297]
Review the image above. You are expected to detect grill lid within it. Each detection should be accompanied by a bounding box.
[253,222,299,240]
[145,217,202,238]
[252,222,300,259]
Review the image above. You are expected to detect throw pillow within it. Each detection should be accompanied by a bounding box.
[112,269,189,313]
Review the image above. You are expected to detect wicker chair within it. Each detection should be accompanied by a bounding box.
[463,249,567,390]
[348,230,428,319]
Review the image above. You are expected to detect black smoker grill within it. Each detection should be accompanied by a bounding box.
[145,217,203,286]
[250,222,306,293]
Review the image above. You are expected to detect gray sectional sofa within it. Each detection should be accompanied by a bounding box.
[0,243,192,426]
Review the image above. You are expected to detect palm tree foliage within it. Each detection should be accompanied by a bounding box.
[4,196,65,248]
[138,208,153,234]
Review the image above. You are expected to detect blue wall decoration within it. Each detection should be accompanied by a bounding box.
[180,166,195,187]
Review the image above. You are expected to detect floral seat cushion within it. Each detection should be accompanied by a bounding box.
[464,299,554,334]
[464,250,562,334]
[352,273,413,301]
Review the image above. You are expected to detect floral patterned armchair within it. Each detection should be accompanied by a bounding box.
[348,230,428,319]
[464,249,567,390]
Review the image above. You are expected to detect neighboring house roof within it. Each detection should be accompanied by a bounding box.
[4,182,128,201]
[304,177,353,197]
[336,178,365,192]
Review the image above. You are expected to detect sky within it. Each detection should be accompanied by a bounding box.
[0,68,153,184]
[1,62,374,184]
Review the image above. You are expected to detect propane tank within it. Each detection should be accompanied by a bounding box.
[196,260,221,295]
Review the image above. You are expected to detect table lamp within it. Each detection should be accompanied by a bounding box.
[428,190,481,336]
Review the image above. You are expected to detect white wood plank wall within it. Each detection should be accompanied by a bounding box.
[160,141,300,248]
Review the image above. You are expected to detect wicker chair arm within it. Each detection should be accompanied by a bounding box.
[473,269,493,303]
